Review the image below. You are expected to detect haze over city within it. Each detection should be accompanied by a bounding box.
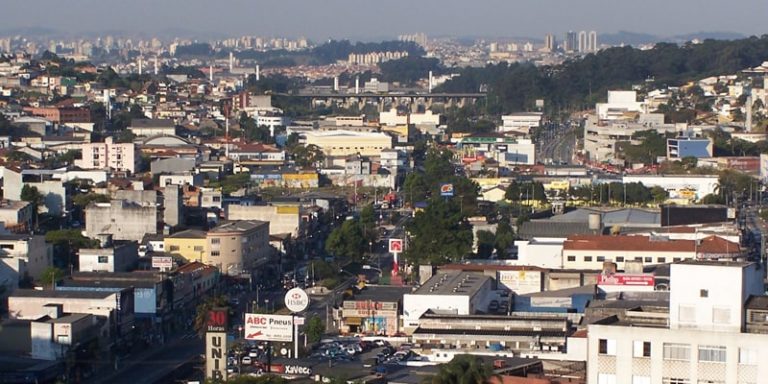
[1,0,767,39]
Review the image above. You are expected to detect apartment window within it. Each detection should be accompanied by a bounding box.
[210,251,220,257]
[0,244,14,250]
[698,345,726,363]
[212,196,221,202]
[673,258,682,262]
[712,307,730,324]
[662,379,690,384]
[169,245,179,252]
[678,305,696,323]
[632,377,651,384]
[700,289,709,298]
[598,339,616,355]
[633,341,651,358]
[97,256,109,263]
[596,256,605,262]
[584,256,593,262]
[739,348,758,365]
[657,257,666,263]
[634,257,643,262]
[644,257,652,263]
[567,256,576,262]
[597,374,616,384]
[663,343,691,361]
[193,246,204,252]
[211,238,220,245]
[616,256,625,262]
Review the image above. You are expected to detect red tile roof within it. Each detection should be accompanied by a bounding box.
[563,235,740,255]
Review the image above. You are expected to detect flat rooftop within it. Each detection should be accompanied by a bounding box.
[413,271,490,296]
[11,289,119,300]
[209,220,268,234]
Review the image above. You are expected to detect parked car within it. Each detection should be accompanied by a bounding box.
[241,356,252,365]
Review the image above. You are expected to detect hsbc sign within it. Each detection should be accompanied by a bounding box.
[244,314,293,342]
[284,288,309,313]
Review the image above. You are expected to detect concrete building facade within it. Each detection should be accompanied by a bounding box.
[75,137,139,174]
[206,220,270,276]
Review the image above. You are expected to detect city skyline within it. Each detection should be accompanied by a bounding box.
[1,0,766,41]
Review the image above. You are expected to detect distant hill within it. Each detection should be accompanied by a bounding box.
[600,30,745,46]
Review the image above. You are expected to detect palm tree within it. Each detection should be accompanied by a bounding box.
[424,355,498,384]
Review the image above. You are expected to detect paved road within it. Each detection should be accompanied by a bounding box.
[536,121,577,165]
[86,330,203,384]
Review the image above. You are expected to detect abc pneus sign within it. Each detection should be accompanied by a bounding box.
[284,287,309,313]
[244,314,293,342]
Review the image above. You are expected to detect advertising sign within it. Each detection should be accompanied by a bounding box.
[206,309,228,333]
[497,270,543,294]
[388,238,403,253]
[284,288,310,313]
[205,332,228,380]
[440,183,454,197]
[244,314,293,342]
[597,273,655,286]
[151,256,173,269]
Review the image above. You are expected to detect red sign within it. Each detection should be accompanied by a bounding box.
[207,309,228,332]
[389,239,403,253]
[597,274,655,286]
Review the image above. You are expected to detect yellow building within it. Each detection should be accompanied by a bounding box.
[164,229,208,263]
[303,130,393,157]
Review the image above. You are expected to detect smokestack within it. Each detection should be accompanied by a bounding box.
[355,76,360,94]
[333,76,339,92]
[153,56,158,75]
[255,65,260,81]
[229,51,234,72]
[138,57,143,75]
[209,64,214,82]
[428,70,433,93]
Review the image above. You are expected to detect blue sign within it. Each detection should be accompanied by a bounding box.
[440,183,454,197]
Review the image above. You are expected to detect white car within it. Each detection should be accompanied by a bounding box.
[241,356,252,365]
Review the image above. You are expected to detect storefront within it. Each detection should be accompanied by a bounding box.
[339,300,399,336]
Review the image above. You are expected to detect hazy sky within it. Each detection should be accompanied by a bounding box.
[2,0,767,40]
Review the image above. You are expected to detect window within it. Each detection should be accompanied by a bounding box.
[673,258,682,262]
[663,343,691,361]
[678,305,696,323]
[567,256,576,262]
[97,256,109,263]
[739,348,757,365]
[0,244,13,250]
[700,289,709,298]
[210,251,220,257]
[698,345,726,363]
[584,256,593,262]
[657,257,666,263]
[193,246,204,252]
[596,256,606,262]
[644,257,652,263]
[597,374,616,384]
[169,245,179,252]
[635,257,643,262]
[633,341,651,357]
[211,238,220,245]
[616,256,625,262]
[712,307,730,324]
[632,377,651,384]
[662,379,690,384]
[598,339,616,355]
[213,196,221,202]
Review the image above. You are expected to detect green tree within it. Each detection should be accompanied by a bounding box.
[290,144,325,168]
[405,199,473,266]
[21,185,44,227]
[305,315,325,344]
[72,193,110,208]
[325,219,366,262]
[359,204,378,244]
[39,266,65,288]
[475,230,496,259]
[494,220,516,258]
[425,355,496,384]
[650,186,669,203]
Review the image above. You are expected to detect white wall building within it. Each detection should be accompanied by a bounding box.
[512,237,565,269]
[379,109,441,127]
[596,91,646,120]
[499,113,543,135]
[587,261,767,384]
[75,136,139,174]
[402,272,493,330]
[622,174,719,200]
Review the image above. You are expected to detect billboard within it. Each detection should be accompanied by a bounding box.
[498,270,543,294]
[152,256,173,269]
[244,314,294,342]
[206,332,228,381]
[597,273,655,286]
[440,183,454,197]
[388,238,403,253]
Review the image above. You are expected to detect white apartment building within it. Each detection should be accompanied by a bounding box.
[583,113,680,163]
[75,136,139,174]
[587,261,768,384]
[303,130,393,158]
[596,91,646,120]
[379,109,441,127]
[0,234,52,290]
